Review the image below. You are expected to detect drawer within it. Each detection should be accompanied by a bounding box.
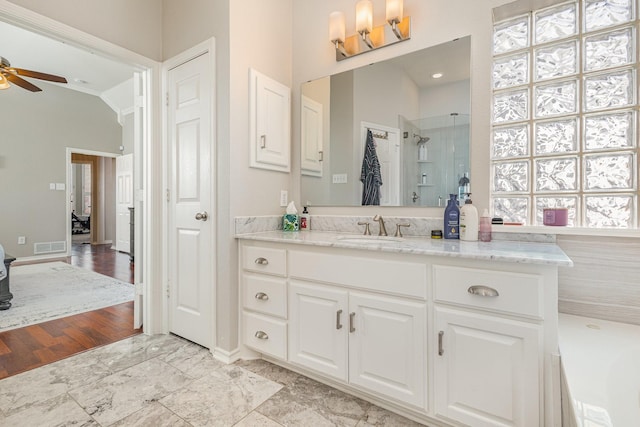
[243,311,287,360]
[433,265,543,319]
[242,273,287,318]
[242,245,286,276]
[289,250,426,299]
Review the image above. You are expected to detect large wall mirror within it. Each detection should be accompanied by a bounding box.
[300,36,471,207]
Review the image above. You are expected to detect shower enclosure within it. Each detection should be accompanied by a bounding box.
[401,113,470,206]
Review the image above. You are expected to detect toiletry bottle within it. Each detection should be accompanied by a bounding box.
[459,196,478,241]
[444,194,460,239]
[300,206,310,231]
[479,209,492,242]
[458,172,470,205]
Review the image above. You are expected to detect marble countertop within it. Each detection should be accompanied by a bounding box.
[235,230,574,267]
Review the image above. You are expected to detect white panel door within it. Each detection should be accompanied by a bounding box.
[167,51,214,348]
[348,291,426,408]
[115,153,133,253]
[301,95,323,177]
[289,281,348,381]
[434,307,541,427]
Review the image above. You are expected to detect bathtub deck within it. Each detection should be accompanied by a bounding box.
[559,313,640,427]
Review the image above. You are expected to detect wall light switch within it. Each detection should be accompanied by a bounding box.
[49,183,56,190]
[280,190,288,207]
[56,183,65,190]
[332,173,348,184]
[18,236,26,245]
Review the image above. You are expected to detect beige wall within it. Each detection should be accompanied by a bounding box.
[0,82,122,257]
[7,0,163,60]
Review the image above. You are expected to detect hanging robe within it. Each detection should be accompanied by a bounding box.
[360,130,383,205]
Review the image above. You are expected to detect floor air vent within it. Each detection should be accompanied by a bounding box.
[34,241,67,254]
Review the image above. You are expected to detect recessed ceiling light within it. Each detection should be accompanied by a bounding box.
[432,73,443,79]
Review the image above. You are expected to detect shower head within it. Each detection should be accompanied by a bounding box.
[413,134,430,144]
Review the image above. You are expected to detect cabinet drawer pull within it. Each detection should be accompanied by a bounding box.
[255,257,269,265]
[349,312,356,333]
[254,330,269,340]
[438,331,444,356]
[467,285,499,297]
[336,309,343,330]
[255,292,269,301]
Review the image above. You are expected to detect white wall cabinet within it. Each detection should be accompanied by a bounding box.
[300,95,323,177]
[249,68,291,173]
[238,239,563,427]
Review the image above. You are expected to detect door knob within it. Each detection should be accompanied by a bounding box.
[195,211,208,221]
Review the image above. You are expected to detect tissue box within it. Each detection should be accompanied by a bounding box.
[282,214,299,231]
[543,208,568,226]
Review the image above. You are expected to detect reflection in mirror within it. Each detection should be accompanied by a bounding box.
[301,36,471,207]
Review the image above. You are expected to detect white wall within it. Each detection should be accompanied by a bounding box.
[7,0,163,60]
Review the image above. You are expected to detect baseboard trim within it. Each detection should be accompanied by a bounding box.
[212,346,241,364]
[12,254,67,265]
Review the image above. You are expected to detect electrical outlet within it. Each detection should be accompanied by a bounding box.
[18,236,26,245]
[280,190,288,207]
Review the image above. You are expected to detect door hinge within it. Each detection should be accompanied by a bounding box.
[166,284,170,299]
[165,92,169,107]
[166,189,170,202]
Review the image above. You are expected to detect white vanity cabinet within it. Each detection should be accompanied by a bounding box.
[287,249,427,409]
[237,235,568,427]
[432,264,551,427]
[241,245,288,360]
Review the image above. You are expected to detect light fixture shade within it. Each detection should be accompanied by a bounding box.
[0,74,9,90]
[386,0,403,23]
[356,0,373,34]
[329,11,346,43]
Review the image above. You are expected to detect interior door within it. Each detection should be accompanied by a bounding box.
[167,50,214,348]
[115,153,133,253]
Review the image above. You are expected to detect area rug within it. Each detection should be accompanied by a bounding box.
[0,262,134,332]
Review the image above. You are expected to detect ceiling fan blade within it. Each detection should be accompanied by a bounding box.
[5,72,42,92]
[13,68,67,83]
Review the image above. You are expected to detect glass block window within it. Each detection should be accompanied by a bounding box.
[492,0,638,228]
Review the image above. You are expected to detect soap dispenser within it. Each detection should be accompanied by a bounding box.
[479,209,492,242]
[444,194,460,239]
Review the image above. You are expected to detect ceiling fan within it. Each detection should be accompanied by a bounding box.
[0,56,67,92]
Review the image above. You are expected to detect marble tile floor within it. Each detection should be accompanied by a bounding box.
[0,333,427,426]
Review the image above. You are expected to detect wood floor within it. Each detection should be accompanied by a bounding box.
[0,243,140,380]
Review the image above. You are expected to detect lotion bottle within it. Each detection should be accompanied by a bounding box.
[459,196,479,241]
[444,194,460,239]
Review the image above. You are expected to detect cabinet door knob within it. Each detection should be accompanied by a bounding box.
[255,292,269,300]
[438,330,444,356]
[349,312,356,333]
[255,257,269,265]
[255,330,269,340]
[336,309,343,330]
[467,285,499,297]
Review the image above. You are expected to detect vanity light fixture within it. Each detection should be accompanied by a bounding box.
[330,0,411,61]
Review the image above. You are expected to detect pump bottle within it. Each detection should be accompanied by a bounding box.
[459,196,479,241]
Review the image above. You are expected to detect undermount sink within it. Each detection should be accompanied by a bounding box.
[335,235,405,244]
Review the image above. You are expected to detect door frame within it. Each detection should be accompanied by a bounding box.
[161,38,217,347]
[66,148,119,251]
[0,1,162,334]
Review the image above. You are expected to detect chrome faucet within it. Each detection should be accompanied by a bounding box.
[372,215,387,236]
